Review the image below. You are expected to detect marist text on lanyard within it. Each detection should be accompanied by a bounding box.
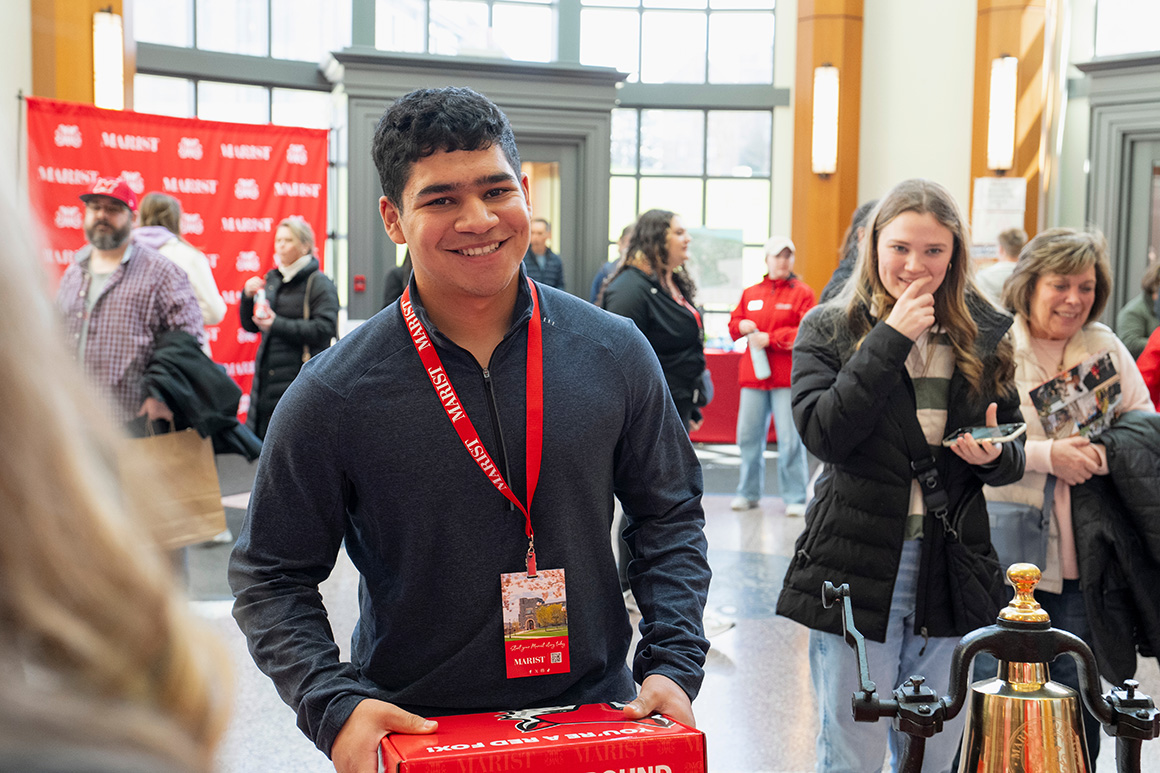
[398,282,543,574]
[399,282,569,679]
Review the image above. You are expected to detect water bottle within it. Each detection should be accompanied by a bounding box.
[748,333,772,380]
[254,289,271,319]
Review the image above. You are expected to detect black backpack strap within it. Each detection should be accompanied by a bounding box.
[894,386,954,536]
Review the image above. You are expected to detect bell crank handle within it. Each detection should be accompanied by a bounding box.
[823,581,893,720]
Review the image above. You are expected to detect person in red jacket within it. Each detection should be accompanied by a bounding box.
[728,237,817,513]
[1138,324,1160,409]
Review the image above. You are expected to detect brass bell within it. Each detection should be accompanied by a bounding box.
[958,564,1090,772]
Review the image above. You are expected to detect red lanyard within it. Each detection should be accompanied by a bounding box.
[677,295,702,329]
[665,275,701,329]
[400,279,543,575]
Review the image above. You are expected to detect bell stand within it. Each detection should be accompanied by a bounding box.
[820,564,1160,773]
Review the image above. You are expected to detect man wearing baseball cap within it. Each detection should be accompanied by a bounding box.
[57,176,204,425]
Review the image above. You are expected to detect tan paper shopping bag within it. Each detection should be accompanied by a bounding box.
[120,427,227,549]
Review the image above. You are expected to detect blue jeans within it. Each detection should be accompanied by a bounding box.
[736,387,808,504]
[810,541,966,773]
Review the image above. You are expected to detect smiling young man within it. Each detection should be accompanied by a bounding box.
[228,87,711,773]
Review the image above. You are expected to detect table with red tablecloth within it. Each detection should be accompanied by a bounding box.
[689,349,778,444]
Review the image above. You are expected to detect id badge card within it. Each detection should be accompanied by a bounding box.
[501,567,571,678]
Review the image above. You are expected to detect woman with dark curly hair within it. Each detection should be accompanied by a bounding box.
[600,209,705,431]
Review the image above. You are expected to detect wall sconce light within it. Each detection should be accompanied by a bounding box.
[93,8,124,110]
[811,65,839,176]
[986,55,1018,173]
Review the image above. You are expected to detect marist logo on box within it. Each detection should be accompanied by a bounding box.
[54,124,82,148]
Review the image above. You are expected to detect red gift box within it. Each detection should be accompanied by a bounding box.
[379,702,706,773]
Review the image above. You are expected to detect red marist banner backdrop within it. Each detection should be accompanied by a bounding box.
[25,96,329,422]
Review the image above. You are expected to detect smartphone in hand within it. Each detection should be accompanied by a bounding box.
[941,422,1027,447]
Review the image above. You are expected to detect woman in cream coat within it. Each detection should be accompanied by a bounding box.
[988,228,1154,763]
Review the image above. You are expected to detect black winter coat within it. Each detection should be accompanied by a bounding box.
[601,266,705,425]
[137,329,262,460]
[239,258,338,438]
[381,259,411,310]
[776,299,1025,642]
[1071,411,1160,684]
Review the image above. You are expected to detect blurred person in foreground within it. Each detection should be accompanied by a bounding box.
[134,191,227,355]
[0,183,229,772]
[56,177,205,426]
[238,216,339,439]
[728,236,816,514]
[229,87,709,773]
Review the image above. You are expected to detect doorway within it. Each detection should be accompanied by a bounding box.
[522,159,562,286]
[519,141,585,295]
[1080,54,1160,325]
[1119,139,1160,314]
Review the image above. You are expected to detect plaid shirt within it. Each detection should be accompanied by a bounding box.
[57,243,204,422]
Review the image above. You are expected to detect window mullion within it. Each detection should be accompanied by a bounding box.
[635,108,642,216]
[702,110,709,226]
[425,0,432,54]
[703,8,710,85]
[637,5,644,82]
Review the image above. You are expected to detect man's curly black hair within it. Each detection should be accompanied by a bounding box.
[372,87,521,210]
